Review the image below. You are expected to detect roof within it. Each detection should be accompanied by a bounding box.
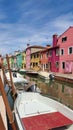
[40,46,52,53]
[58,26,73,39]
[26,45,46,50]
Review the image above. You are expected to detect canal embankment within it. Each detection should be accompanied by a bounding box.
[54,73,73,84]
[38,71,73,84]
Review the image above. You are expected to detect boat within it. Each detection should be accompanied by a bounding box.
[5,71,28,84]
[14,92,73,130]
[38,71,54,80]
[26,70,38,75]
[19,69,27,74]
[49,73,54,80]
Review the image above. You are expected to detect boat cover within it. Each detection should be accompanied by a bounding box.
[21,112,73,130]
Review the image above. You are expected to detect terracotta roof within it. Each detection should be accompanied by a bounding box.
[26,45,46,50]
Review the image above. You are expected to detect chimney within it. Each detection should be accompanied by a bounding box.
[27,43,30,47]
[53,34,58,47]
[46,44,51,48]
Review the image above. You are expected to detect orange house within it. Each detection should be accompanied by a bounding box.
[40,45,51,71]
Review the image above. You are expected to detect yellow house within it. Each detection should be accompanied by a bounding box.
[22,50,26,69]
[30,51,41,71]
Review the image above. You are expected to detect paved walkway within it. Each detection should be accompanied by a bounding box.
[54,72,73,79]
[38,71,73,80]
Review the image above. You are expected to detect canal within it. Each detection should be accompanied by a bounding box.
[24,73,73,110]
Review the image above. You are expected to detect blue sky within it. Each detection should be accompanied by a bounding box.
[0,0,73,55]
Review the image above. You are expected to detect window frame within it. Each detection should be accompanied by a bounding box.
[68,46,73,55]
[60,49,64,55]
[62,62,65,69]
[62,36,67,42]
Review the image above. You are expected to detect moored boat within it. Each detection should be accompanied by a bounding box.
[5,71,28,84]
[14,92,73,130]
[26,70,38,75]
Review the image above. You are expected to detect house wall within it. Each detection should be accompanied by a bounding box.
[57,27,73,73]
[48,48,59,72]
[31,52,40,71]
[17,53,22,68]
[26,48,31,69]
[22,51,26,69]
[40,50,49,71]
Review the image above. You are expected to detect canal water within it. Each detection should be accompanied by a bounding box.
[24,73,73,110]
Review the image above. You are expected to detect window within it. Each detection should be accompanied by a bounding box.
[62,62,65,69]
[37,54,39,58]
[41,54,43,59]
[49,50,52,57]
[55,62,59,68]
[46,52,48,58]
[56,48,59,56]
[46,64,48,69]
[61,49,64,55]
[36,62,38,66]
[62,36,67,42]
[68,47,72,54]
[34,54,36,58]
[31,55,32,59]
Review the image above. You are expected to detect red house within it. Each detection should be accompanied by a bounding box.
[48,34,59,72]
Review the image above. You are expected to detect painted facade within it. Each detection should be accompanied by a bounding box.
[57,26,73,73]
[31,51,40,71]
[16,52,22,69]
[40,47,50,71]
[26,45,45,70]
[48,35,59,72]
[22,50,26,69]
[26,47,31,70]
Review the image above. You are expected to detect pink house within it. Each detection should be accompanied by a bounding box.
[57,26,73,73]
[49,26,73,74]
[26,44,31,70]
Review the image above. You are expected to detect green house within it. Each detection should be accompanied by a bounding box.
[16,52,22,69]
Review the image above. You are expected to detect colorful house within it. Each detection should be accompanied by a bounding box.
[30,51,41,71]
[40,45,51,71]
[26,44,45,70]
[16,52,22,69]
[57,26,73,73]
[22,50,26,69]
[48,34,59,72]
[49,26,73,74]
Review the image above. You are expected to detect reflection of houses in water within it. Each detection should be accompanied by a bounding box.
[44,79,73,109]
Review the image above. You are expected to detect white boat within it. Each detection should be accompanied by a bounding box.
[5,72,28,84]
[19,69,27,73]
[26,70,38,75]
[14,92,73,130]
[38,71,54,80]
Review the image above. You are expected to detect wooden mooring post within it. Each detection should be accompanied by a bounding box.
[0,113,6,130]
[6,54,17,100]
[0,76,17,130]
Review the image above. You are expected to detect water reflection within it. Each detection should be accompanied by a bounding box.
[25,74,73,110]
